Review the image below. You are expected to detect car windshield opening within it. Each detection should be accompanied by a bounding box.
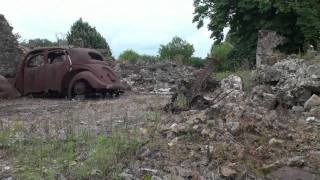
[27,54,45,68]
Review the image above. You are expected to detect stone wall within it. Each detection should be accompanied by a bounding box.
[256,30,286,67]
[0,14,23,77]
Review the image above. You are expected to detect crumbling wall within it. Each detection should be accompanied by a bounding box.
[0,14,23,77]
[256,30,286,67]
[0,75,20,98]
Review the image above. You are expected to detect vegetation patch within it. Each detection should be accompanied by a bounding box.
[0,125,142,180]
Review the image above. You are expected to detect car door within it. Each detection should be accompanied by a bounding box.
[23,53,47,94]
[44,50,71,92]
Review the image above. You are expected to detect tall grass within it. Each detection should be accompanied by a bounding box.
[0,116,142,180]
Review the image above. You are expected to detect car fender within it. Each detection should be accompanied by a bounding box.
[68,71,105,96]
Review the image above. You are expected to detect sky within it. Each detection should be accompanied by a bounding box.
[0,0,215,58]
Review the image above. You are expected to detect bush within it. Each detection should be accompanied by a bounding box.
[185,57,205,68]
[140,54,160,61]
[118,49,141,63]
[159,36,195,62]
[210,42,234,71]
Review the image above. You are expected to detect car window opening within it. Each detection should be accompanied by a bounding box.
[88,52,103,61]
[48,51,67,64]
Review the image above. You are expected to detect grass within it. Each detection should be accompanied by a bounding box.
[173,93,188,110]
[0,119,142,180]
[72,129,141,179]
[213,69,254,94]
[144,111,162,144]
[304,54,320,65]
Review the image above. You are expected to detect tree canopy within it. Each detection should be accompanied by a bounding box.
[159,36,195,62]
[193,0,320,66]
[67,18,112,57]
[20,38,57,48]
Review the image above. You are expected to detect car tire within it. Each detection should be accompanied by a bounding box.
[70,80,90,99]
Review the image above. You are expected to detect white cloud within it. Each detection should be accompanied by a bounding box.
[0,0,213,58]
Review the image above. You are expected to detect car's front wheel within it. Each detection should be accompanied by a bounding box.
[69,80,90,99]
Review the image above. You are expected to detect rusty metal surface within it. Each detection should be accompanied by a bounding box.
[14,47,125,97]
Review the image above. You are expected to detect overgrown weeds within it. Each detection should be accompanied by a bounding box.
[0,116,142,180]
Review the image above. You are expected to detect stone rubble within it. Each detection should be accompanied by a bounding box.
[254,58,320,107]
[122,57,320,179]
[304,94,320,110]
[113,60,197,94]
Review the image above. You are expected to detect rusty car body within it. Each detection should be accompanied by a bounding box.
[14,47,124,97]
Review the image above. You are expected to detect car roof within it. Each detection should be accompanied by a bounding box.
[28,47,66,54]
[27,47,67,55]
[68,48,104,61]
[27,47,102,57]
[26,47,107,63]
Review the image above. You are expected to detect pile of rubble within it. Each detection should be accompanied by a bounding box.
[254,57,320,107]
[113,60,198,94]
[123,57,320,179]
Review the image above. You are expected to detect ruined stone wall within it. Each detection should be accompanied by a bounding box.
[0,14,23,77]
[256,30,286,67]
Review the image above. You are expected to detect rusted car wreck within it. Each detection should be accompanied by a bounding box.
[13,47,124,98]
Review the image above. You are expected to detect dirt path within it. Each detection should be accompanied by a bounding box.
[0,93,169,132]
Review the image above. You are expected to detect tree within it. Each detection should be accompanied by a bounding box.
[159,36,195,62]
[193,0,320,66]
[20,38,57,48]
[67,18,112,57]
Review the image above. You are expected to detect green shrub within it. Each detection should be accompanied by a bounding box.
[118,49,141,63]
[159,36,195,62]
[210,42,234,71]
[173,93,189,110]
[185,57,205,68]
[140,54,160,61]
